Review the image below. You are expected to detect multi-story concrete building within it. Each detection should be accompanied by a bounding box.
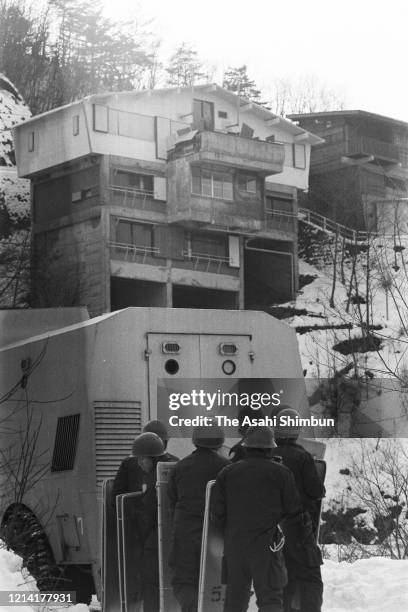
[14,85,321,316]
[290,110,408,233]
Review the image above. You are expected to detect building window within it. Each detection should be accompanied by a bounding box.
[237,175,258,194]
[193,99,215,131]
[186,232,227,258]
[71,187,95,203]
[218,110,228,119]
[266,196,294,214]
[28,131,35,152]
[293,143,306,169]
[73,115,80,136]
[93,104,109,132]
[191,167,233,200]
[114,170,154,195]
[115,220,153,248]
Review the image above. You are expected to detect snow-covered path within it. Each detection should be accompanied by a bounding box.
[1,546,407,612]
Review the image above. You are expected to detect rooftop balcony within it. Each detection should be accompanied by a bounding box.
[170,130,285,175]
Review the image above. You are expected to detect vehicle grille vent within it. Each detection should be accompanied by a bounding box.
[51,414,80,472]
[94,401,142,486]
[162,341,181,354]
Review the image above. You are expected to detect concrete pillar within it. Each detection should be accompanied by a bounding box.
[238,236,245,310]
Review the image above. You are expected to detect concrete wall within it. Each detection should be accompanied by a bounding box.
[33,215,107,316]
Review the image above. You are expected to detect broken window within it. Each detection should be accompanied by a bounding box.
[237,175,258,194]
[193,99,215,131]
[93,104,109,132]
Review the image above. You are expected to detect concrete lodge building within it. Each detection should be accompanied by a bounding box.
[14,85,321,316]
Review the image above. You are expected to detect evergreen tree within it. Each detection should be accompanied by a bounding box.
[165,42,207,87]
[223,65,267,106]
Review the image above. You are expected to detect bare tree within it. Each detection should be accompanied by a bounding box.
[345,439,408,558]
[267,74,346,117]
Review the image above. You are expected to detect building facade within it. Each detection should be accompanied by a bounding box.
[14,85,321,316]
[290,110,408,233]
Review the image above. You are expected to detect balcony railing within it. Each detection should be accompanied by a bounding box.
[171,130,285,175]
[346,136,400,163]
[265,210,297,234]
[109,242,160,264]
[109,185,166,213]
[181,250,231,274]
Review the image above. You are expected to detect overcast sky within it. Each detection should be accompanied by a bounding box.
[102,0,408,122]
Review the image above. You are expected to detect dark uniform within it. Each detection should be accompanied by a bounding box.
[112,428,178,612]
[271,438,324,612]
[212,449,301,612]
[168,446,229,612]
[140,452,178,612]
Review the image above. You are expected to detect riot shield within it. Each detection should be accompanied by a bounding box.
[198,480,226,612]
[117,492,144,612]
[313,459,327,543]
[101,479,121,612]
[156,462,180,612]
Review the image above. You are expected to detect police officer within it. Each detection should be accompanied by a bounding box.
[229,406,266,462]
[168,425,229,612]
[112,419,178,499]
[271,407,324,612]
[130,431,166,612]
[212,426,301,612]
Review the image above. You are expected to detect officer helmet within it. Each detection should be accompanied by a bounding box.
[242,426,276,448]
[143,419,169,442]
[192,425,225,449]
[275,406,301,439]
[237,406,265,437]
[132,432,164,457]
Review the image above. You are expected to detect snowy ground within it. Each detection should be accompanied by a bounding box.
[1,544,407,612]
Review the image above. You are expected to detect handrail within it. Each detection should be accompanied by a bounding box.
[182,250,230,273]
[110,185,155,198]
[298,207,369,243]
[109,242,160,264]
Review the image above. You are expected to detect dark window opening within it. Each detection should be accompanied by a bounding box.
[237,175,258,194]
[193,99,215,131]
[172,285,237,309]
[110,277,167,310]
[28,132,35,152]
[218,110,228,119]
[73,115,80,136]
[93,104,109,132]
[114,170,154,195]
[51,414,80,472]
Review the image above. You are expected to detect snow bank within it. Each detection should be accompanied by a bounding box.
[322,557,408,612]
[0,545,90,612]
